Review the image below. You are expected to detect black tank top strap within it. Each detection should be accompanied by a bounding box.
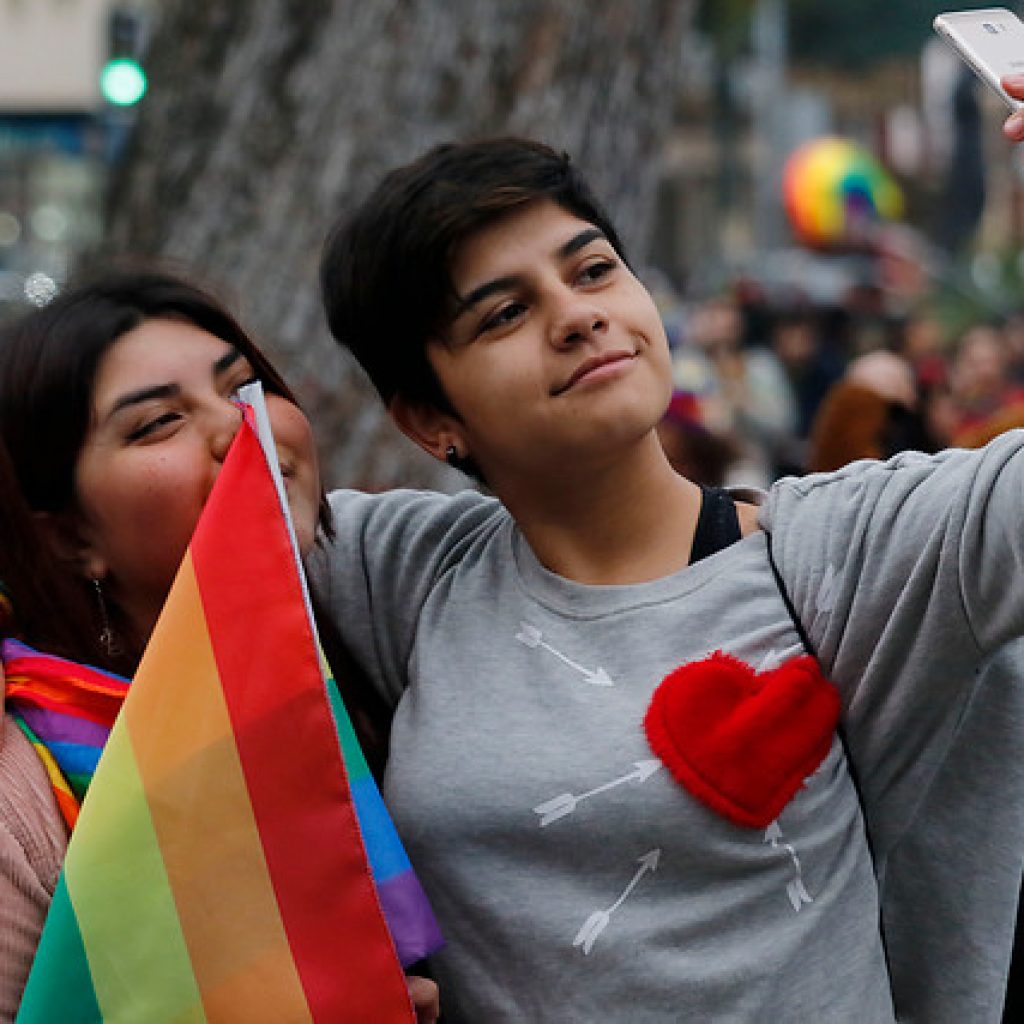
[688,485,818,660]
[688,485,742,565]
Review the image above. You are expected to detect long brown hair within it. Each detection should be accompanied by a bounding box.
[0,438,99,663]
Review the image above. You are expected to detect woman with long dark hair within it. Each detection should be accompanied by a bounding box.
[0,270,435,1022]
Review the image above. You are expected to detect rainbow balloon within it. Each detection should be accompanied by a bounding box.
[783,137,903,248]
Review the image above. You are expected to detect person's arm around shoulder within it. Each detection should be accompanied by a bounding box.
[310,487,503,707]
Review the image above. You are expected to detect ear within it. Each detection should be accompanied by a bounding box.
[389,395,468,464]
[33,510,108,582]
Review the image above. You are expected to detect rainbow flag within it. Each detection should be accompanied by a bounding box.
[16,401,441,1022]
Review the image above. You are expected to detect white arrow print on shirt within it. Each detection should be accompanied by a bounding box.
[515,622,614,686]
[573,849,661,955]
[764,820,813,913]
[533,760,663,827]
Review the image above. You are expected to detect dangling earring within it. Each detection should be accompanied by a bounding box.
[92,578,121,657]
[445,444,461,468]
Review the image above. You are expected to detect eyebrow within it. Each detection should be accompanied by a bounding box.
[106,348,244,418]
[558,227,605,259]
[457,227,609,312]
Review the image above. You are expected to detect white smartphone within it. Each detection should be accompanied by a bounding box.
[933,8,1024,110]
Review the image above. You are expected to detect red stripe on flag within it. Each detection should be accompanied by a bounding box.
[190,425,412,1023]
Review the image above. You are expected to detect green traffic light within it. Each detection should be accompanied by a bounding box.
[100,58,147,107]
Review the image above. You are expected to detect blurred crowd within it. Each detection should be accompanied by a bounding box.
[653,279,1024,489]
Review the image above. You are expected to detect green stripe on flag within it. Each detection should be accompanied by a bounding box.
[319,646,371,782]
[324,669,371,782]
[63,721,206,1022]
[16,875,102,1023]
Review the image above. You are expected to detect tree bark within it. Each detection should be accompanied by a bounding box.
[107,0,694,487]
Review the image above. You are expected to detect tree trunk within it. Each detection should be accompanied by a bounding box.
[106,0,695,487]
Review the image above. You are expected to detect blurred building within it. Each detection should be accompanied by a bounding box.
[0,0,150,314]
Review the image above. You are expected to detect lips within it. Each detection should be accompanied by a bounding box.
[552,350,636,395]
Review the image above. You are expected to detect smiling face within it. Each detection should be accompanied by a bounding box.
[70,318,320,648]
[398,200,672,493]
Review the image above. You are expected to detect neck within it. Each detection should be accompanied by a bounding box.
[497,434,704,585]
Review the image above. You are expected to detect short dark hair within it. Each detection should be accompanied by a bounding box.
[0,269,331,669]
[320,137,627,410]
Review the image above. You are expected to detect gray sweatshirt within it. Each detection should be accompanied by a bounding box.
[308,431,1024,1023]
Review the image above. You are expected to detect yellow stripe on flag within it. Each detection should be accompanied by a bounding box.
[63,720,206,1022]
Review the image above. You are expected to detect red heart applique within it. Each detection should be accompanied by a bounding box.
[644,651,840,829]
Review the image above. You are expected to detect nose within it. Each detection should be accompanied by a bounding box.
[551,289,609,349]
[209,399,244,462]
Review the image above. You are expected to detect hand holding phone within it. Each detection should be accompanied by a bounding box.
[1004,77,1024,138]
[933,8,1024,111]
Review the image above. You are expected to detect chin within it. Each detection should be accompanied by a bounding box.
[602,391,670,437]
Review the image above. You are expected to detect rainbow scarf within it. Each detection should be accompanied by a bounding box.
[12,409,442,1022]
[4,639,128,830]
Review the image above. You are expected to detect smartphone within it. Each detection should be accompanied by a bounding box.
[933,8,1024,110]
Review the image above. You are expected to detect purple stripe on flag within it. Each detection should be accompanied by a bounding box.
[17,705,109,748]
[377,868,445,967]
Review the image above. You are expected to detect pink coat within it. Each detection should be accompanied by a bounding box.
[0,709,67,1021]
